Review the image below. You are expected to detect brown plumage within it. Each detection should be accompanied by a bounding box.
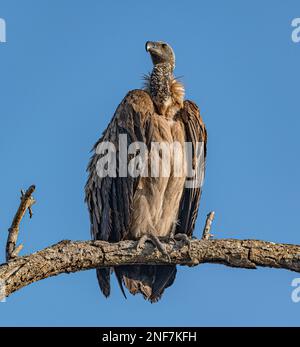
[85,41,207,302]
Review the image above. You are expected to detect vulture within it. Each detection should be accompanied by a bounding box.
[85,41,207,302]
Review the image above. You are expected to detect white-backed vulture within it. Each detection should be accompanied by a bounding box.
[85,41,207,302]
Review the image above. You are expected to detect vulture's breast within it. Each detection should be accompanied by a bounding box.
[130,114,187,239]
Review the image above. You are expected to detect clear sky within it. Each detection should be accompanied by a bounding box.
[0,0,299,326]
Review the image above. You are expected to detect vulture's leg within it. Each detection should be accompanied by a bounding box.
[137,234,171,262]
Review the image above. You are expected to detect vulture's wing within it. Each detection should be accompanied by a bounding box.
[176,100,207,236]
[85,90,154,296]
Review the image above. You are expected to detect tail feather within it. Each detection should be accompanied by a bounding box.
[150,265,177,302]
[114,267,128,299]
[96,268,111,298]
[114,265,177,303]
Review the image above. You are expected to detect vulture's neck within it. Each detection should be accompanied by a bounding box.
[144,63,185,118]
[150,63,173,104]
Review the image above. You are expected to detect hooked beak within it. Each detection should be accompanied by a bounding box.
[145,41,155,52]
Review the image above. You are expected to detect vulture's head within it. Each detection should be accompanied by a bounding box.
[145,41,175,69]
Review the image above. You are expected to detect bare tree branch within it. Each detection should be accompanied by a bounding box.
[6,185,35,261]
[2,185,300,301]
[1,238,300,300]
[202,211,215,240]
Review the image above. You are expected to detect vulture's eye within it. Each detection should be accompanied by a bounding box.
[162,44,167,49]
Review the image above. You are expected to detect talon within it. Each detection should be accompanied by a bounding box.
[174,233,191,247]
[173,233,193,259]
[137,235,148,252]
[169,238,177,245]
[136,234,171,262]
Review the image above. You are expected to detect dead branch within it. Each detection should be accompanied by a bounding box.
[6,185,35,261]
[1,185,300,301]
[202,211,215,240]
[1,238,300,300]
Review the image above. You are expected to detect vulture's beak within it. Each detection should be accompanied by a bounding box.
[145,41,156,53]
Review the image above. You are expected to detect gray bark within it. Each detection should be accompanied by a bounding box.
[1,238,300,300]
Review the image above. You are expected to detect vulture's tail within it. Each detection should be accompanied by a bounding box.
[114,265,177,303]
[96,268,111,298]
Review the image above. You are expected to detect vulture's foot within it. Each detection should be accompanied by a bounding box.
[137,234,170,262]
[172,233,192,248]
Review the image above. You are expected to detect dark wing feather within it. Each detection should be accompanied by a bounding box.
[175,100,207,236]
[85,90,154,296]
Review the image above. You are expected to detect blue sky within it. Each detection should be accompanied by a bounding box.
[0,0,300,326]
